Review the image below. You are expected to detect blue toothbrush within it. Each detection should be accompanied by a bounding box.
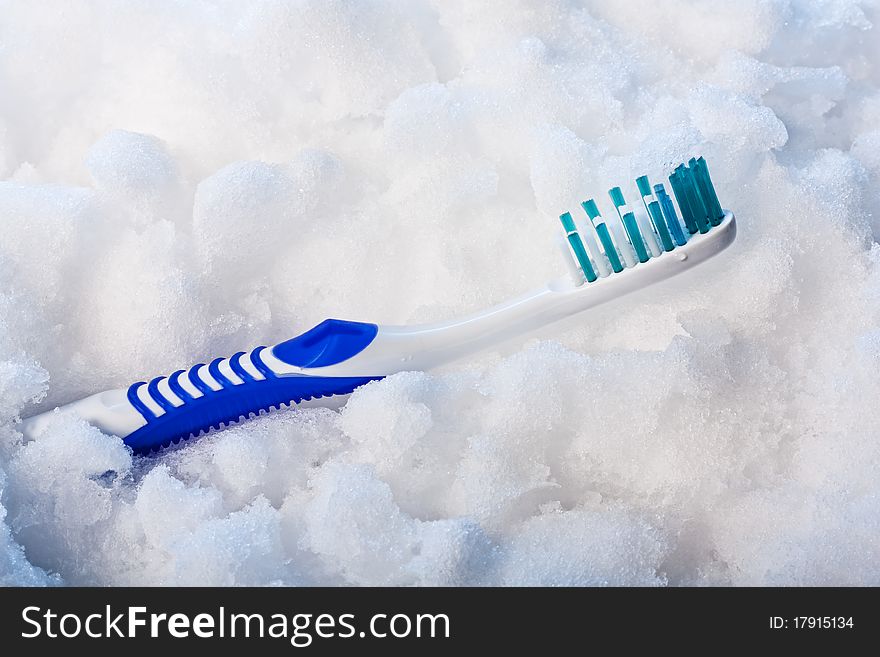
[20,158,735,454]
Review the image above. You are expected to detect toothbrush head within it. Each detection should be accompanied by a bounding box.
[557,157,727,285]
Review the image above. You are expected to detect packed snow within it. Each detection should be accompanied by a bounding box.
[1,0,880,586]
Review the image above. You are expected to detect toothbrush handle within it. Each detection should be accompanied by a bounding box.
[123,319,381,453]
[23,319,382,454]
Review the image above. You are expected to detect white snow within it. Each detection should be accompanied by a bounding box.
[1,0,880,586]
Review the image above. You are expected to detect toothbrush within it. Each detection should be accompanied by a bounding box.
[20,157,736,454]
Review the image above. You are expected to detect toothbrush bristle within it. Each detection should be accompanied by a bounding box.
[555,157,725,285]
[581,199,624,273]
[637,175,675,252]
[559,212,598,283]
[608,186,650,264]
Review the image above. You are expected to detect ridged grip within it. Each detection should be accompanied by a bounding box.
[124,320,380,454]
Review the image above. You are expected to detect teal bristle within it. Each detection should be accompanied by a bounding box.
[608,186,650,263]
[681,163,711,233]
[692,157,724,225]
[654,183,689,246]
[668,166,699,234]
[636,175,674,252]
[582,198,601,219]
[556,157,726,281]
[689,160,719,227]
[581,199,624,273]
[559,212,597,283]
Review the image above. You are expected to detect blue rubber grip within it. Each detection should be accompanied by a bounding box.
[124,319,380,454]
[273,319,378,368]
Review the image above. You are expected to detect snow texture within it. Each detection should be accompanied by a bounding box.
[1,0,880,586]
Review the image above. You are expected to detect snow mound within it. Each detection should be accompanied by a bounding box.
[1,0,879,586]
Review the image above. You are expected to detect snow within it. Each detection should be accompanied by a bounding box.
[1,0,880,586]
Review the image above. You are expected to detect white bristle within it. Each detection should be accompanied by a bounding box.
[634,206,662,257]
[557,235,585,285]
[608,213,637,268]
[575,215,610,277]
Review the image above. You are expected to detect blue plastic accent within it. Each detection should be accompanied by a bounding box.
[273,319,378,368]
[123,321,381,454]
[250,346,275,379]
[127,381,155,421]
[147,376,176,413]
[188,364,212,395]
[168,370,194,403]
[208,357,234,388]
[229,352,253,383]
[125,371,381,455]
